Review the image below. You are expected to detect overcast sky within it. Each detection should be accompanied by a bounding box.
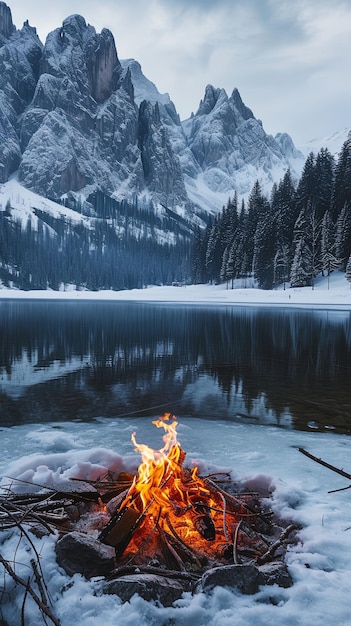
[8,0,351,145]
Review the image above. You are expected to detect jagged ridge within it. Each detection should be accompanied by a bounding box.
[0,1,304,216]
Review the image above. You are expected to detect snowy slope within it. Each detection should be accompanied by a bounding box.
[298,128,351,157]
[0,177,93,227]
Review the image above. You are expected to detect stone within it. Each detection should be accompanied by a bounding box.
[0,2,14,41]
[55,531,115,578]
[198,564,260,595]
[258,561,293,588]
[102,573,191,606]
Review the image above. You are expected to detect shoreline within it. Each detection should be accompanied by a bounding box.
[1,273,351,310]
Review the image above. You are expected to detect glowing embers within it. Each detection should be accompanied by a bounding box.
[99,415,274,569]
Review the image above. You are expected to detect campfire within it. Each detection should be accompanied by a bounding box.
[1,413,299,620]
[97,414,293,570]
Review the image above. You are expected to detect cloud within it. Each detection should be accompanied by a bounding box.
[7,0,351,143]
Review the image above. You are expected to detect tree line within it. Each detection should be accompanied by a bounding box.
[0,194,192,291]
[192,135,351,289]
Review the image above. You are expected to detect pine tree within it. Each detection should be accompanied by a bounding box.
[290,207,321,288]
[273,243,290,289]
[314,148,335,219]
[335,203,351,270]
[205,217,223,284]
[241,181,266,281]
[331,135,351,222]
[253,201,276,289]
[295,152,316,214]
[290,238,311,287]
[320,210,338,287]
[346,255,351,286]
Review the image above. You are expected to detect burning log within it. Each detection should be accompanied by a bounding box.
[98,506,144,557]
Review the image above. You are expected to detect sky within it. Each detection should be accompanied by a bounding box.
[7,0,351,145]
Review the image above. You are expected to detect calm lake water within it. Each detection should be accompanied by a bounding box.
[1,300,351,434]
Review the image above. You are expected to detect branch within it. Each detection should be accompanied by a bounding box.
[0,554,61,626]
[298,448,351,480]
[256,524,299,565]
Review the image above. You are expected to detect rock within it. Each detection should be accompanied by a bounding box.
[258,561,293,588]
[0,1,14,42]
[102,573,191,606]
[0,3,42,182]
[198,564,260,595]
[138,100,188,207]
[55,531,115,578]
[85,28,120,103]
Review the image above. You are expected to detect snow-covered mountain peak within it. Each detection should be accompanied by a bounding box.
[195,84,228,116]
[230,87,254,121]
[120,58,171,108]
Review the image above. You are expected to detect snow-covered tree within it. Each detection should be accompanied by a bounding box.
[290,207,321,288]
[320,210,338,287]
[335,203,351,270]
[331,135,351,222]
[346,255,351,286]
[253,202,276,289]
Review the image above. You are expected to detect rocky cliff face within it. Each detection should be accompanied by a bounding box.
[0,2,42,182]
[0,2,303,212]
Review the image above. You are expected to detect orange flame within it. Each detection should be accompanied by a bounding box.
[128,413,182,510]
[119,413,210,520]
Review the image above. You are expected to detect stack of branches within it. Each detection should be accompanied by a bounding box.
[0,474,133,626]
[0,488,64,626]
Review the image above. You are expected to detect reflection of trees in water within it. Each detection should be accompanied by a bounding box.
[1,302,351,431]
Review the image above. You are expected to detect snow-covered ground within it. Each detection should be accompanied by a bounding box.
[1,269,351,310]
[0,417,350,626]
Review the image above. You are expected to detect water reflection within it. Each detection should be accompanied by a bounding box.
[1,300,351,433]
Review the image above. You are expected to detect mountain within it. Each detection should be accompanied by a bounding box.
[121,61,305,210]
[298,128,351,158]
[0,2,305,216]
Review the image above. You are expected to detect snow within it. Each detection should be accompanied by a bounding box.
[0,177,92,227]
[1,268,350,310]
[120,59,171,108]
[0,416,351,626]
[298,128,351,158]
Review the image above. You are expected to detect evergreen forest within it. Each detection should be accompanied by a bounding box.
[0,192,194,290]
[1,136,351,291]
[192,136,351,290]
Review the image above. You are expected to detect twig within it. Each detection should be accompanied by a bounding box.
[205,478,272,526]
[158,525,186,571]
[256,524,299,565]
[165,514,204,564]
[328,484,351,494]
[298,448,351,480]
[219,492,231,542]
[31,559,47,606]
[0,554,61,626]
[232,520,242,565]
